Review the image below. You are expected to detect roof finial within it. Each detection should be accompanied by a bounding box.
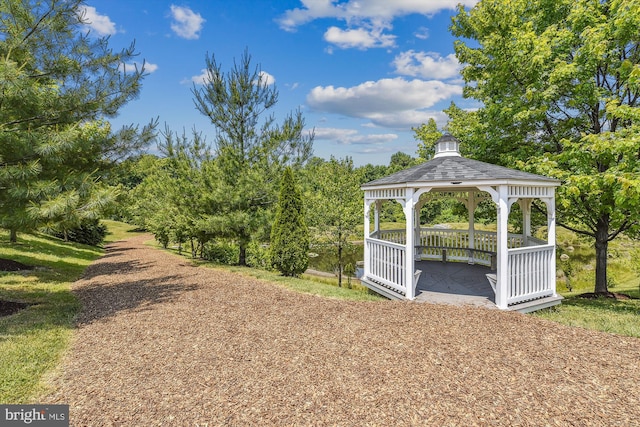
[433,134,461,158]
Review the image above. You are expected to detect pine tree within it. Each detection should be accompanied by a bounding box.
[270,167,309,277]
[0,0,155,242]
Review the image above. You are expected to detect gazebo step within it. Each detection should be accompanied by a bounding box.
[508,295,564,313]
[360,277,405,301]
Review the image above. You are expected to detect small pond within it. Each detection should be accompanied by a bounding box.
[307,244,364,275]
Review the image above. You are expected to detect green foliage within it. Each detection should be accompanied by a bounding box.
[270,168,309,276]
[52,218,108,246]
[304,157,362,287]
[451,0,640,293]
[387,151,418,174]
[202,241,240,265]
[413,118,443,160]
[0,0,156,242]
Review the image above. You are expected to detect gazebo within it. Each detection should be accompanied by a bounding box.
[360,135,563,313]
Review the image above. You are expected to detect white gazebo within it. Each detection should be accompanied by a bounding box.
[361,135,563,313]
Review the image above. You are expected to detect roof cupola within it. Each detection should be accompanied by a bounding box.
[433,134,461,158]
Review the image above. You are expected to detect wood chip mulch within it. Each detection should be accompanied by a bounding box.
[43,235,640,426]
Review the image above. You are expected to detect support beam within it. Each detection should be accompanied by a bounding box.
[374,200,381,237]
[403,188,416,300]
[363,200,371,280]
[467,192,476,264]
[519,199,532,244]
[495,185,510,309]
[544,194,558,298]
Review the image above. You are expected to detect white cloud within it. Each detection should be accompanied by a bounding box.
[307,77,461,129]
[414,27,429,40]
[258,71,276,86]
[314,127,397,145]
[170,5,205,40]
[186,69,210,85]
[277,0,478,31]
[393,51,461,80]
[119,61,159,74]
[78,6,117,36]
[324,24,395,49]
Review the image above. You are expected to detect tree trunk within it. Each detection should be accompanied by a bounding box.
[239,243,247,266]
[337,237,343,288]
[594,217,609,293]
[9,228,17,243]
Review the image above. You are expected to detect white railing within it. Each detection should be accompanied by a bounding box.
[507,244,555,305]
[375,229,405,244]
[378,228,536,252]
[365,238,406,295]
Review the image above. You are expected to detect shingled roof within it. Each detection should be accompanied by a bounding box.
[362,135,559,188]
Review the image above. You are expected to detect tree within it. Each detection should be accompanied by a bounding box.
[192,49,313,265]
[387,151,417,174]
[305,157,361,287]
[270,167,309,276]
[451,0,640,294]
[0,0,155,242]
[413,118,443,160]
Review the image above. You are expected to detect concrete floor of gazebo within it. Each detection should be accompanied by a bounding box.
[414,260,497,309]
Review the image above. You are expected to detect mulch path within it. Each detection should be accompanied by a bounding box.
[44,235,640,426]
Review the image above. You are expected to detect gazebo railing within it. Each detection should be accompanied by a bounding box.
[375,228,532,268]
[507,244,555,305]
[365,237,406,295]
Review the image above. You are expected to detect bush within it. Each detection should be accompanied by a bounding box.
[247,241,271,270]
[203,241,239,264]
[54,218,108,246]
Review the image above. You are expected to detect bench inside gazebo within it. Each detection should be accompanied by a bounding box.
[360,135,563,313]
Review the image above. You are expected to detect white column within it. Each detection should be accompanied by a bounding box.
[374,200,381,238]
[404,188,416,300]
[467,192,476,264]
[363,199,371,280]
[495,185,510,309]
[519,199,532,244]
[546,192,557,297]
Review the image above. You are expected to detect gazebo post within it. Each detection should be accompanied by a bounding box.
[403,188,416,300]
[373,200,381,238]
[545,193,558,297]
[519,199,532,245]
[467,192,476,264]
[495,185,510,309]
[363,199,371,278]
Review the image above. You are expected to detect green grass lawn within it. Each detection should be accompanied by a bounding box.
[0,222,145,403]
[534,229,640,337]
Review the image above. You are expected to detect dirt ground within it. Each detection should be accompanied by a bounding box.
[43,234,640,426]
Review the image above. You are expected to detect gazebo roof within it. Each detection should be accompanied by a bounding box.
[362,135,560,189]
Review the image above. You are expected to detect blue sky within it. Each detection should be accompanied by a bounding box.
[82,0,478,166]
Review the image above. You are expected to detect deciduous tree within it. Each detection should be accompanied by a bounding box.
[305,157,361,287]
[451,0,640,293]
